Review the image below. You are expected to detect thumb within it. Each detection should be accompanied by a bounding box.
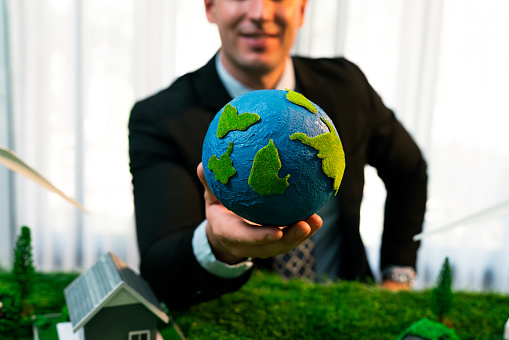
[197,162,220,205]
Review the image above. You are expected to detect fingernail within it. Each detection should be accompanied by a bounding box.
[310,218,321,229]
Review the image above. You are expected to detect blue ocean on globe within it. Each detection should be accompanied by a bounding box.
[202,89,343,226]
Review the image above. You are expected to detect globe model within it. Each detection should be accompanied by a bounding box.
[202,89,345,226]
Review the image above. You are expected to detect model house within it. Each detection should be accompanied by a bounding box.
[63,252,169,340]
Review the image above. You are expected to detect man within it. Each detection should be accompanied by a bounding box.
[128,0,427,310]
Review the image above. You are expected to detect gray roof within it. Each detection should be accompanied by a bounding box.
[64,252,168,331]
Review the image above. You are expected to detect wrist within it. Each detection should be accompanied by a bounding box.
[381,266,416,285]
[206,221,245,265]
[193,220,253,278]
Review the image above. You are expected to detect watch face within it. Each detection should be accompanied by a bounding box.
[391,273,412,283]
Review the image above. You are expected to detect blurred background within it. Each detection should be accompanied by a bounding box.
[0,0,508,292]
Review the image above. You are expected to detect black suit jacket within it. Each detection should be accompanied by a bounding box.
[128,55,427,310]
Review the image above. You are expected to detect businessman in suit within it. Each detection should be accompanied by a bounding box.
[128,0,427,310]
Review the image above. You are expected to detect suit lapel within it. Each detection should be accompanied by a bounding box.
[293,57,349,156]
[193,54,233,113]
[195,55,325,114]
[293,57,326,107]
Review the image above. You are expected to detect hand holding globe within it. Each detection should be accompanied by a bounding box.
[197,162,323,264]
[197,89,345,264]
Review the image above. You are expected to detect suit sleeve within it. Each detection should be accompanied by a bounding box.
[128,98,251,310]
[350,63,428,271]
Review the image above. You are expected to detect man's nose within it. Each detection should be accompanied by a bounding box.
[247,0,274,22]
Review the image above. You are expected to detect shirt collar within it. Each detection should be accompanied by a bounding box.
[215,52,295,99]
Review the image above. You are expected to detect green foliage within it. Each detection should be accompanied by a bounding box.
[34,314,54,332]
[248,139,290,195]
[0,272,78,340]
[208,141,236,184]
[33,313,69,340]
[1,270,509,339]
[60,305,69,322]
[216,103,260,138]
[290,117,345,194]
[431,257,453,323]
[0,293,22,336]
[163,270,509,339]
[12,226,35,309]
[285,89,317,113]
[396,318,459,340]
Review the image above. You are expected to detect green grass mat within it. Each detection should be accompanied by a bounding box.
[2,270,509,339]
[163,271,509,339]
[0,272,77,340]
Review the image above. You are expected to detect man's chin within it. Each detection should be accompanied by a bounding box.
[237,56,281,75]
[222,48,286,76]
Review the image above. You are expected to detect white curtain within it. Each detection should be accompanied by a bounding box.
[3,0,221,272]
[0,0,15,267]
[3,0,509,292]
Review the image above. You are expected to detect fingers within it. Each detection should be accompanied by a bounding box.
[304,214,323,235]
[211,214,323,260]
[218,219,284,245]
[197,162,220,205]
[197,161,325,261]
[196,162,207,188]
[212,215,320,248]
[269,214,322,253]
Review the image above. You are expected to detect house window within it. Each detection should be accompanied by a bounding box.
[128,330,150,340]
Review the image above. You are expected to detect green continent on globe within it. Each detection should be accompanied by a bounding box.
[290,117,345,194]
[248,139,290,196]
[208,142,236,184]
[216,103,261,138]
[285,89,317,114]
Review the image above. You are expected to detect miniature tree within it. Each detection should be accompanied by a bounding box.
[0,293,22,334]
[431,257,453,323]
[397,257,458,339]
[12,226,35,312]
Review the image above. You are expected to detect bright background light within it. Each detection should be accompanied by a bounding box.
[1,0,508,292]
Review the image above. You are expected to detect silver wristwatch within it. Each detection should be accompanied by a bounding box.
[382,266,416,284]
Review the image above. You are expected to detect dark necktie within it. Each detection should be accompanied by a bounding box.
[272,237,315,281]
